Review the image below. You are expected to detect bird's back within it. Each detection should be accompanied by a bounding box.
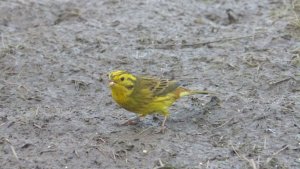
[125,76,181,115]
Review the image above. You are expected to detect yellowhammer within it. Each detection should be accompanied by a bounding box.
[108,70,209,131]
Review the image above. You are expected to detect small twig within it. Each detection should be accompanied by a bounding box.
[0,122,7,127]
[33,123,42,129]
[112,150,116,161]
[74,150,79,158]
[231,144,243,159]
[212,118,234,131]
[231,143,258,169]
[35,105,40,117]
[138,33,265,50]
[1,80,18,86]
[266,145,289,163]
[10,145,19,160]
[153,158,165,169]
[17,85,29,93]
[249,159,258,169]
[90,145,108,158]
[7,121,15,128]
[99,137,106,143]
[195,131,208,135]
[181,35,257,48]
[40,149,57,154]
[4,138,12,144]
[268,77,293,86]
[136,126,155,136]
[264,136,267,150]
[272,145,289,156]
[256,64,261,74]
[125,150,128,163]
[206,160,210,169]
[158,158,164,167]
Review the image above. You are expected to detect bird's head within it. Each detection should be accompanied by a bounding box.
[108,70,136,91]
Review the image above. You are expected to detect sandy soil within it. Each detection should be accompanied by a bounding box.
[1,0,300,168]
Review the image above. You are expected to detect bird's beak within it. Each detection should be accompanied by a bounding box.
[109,81,115,87]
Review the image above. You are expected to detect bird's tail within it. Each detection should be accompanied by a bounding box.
[176,87,209,98]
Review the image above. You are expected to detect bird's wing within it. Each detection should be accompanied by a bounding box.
[137,76,180,97]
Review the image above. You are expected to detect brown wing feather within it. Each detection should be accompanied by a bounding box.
[134,76,180,97]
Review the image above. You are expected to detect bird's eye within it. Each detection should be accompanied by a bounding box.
[120,77,125,81]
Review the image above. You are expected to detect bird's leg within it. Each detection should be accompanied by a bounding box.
[160,116,167,133]
[121,115,144,125]
[155,112,169,133]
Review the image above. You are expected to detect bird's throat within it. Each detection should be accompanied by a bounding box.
[111,85,131,105]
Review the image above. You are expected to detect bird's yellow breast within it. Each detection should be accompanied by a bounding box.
[111,86,177,116]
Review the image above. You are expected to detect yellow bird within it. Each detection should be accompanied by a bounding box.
[108,70,209,131]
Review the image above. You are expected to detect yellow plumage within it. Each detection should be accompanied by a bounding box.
[108,70,208,131]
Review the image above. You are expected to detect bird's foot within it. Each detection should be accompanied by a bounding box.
[121,119,139,126]
[120,116,142,126]
[154,115,168,134]
[154,125,167,134]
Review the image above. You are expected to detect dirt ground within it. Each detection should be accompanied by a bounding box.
[0,0,300,168]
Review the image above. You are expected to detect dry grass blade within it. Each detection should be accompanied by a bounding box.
[266,145,289,164]
[136,126,155,136]
[291,0,300,28]
[212,118,234,131]
[231,144,258,169]
[272,145,289,156]
[10,145,19,160]
[138,33,265,50]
